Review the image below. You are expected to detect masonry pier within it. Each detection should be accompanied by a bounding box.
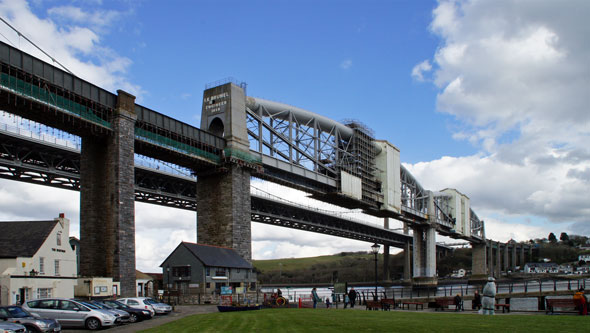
[79,90,137,297]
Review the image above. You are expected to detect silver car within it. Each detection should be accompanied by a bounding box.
[0,321,26,333]
[0,305,61,332]
[22,298,118,330]
[85,301,130,323]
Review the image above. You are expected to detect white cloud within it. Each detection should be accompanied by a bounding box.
[409,0,590,239]
[340,59,352,70]
[411,60,432,82]
[0,0,143,98]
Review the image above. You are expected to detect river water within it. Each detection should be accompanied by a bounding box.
[262,278,589,311]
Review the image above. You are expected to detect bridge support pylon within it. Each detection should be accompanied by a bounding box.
[79,90,137,297]
[469,241,488,284]
[197,82,254,261]
[412,192,437,288]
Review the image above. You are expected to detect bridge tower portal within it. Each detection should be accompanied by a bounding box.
[197,82,253,261]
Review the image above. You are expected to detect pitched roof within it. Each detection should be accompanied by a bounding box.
[161,242,252,269]
[0,220,57,258]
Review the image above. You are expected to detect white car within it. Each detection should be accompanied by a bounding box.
[119,297,171,315]
[117,298,155,317]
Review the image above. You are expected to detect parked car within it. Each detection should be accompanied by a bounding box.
[79,301,130,324]
[0,321,26,333]
[138,298,172,315]
[0,305,61,332]
[22,298,118,330]
[97,300,152,323]
[116,298,155,317]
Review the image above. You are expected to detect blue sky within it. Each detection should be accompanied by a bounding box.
[0,0,588,272]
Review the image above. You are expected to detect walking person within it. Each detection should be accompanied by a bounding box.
[312,287,321,309]
[344,293,350,309]
[348,287,357,308]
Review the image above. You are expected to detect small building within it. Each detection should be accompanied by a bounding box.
[451,268,466,278]
[578,254,590,262]
[136,270,155,297]
[74,277,120,299]
[0,214,77,305]
[160,242,256,297]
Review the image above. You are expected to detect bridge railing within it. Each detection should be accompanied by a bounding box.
[0,71,112,128]
[0,120,80,150]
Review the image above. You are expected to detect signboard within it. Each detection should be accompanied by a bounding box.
[236,287,245,294]
[220,286,233,295]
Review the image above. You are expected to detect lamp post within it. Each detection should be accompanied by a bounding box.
[166,266,171,304]
[371,243,380,301]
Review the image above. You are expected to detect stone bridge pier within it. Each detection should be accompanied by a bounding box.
[79,90,137,297]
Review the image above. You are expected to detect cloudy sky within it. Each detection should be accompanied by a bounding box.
[0,0,588,273]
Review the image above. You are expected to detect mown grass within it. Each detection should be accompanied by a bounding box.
[141,308,585,333]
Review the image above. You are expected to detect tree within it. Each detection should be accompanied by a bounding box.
[548,232,557,243]
[560,232,569,242]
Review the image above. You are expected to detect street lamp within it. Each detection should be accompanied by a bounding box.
[166,266,171,304]
[371,243,380,301]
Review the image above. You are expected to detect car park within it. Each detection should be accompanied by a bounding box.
[0,305,61,332]
[98,300,152,323]
[0,321,26,333]
[116,298,155,317]
[22,298,118,330]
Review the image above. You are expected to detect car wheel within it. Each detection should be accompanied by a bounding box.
[24,326,39,333]
[129,313,138,323]
[85,317,102,330]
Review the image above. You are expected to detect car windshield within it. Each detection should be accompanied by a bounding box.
[80,302,99,310]
[98,303,114,309]
[146,299,159,304]
[107,301,128,309]
[5,306,30,318]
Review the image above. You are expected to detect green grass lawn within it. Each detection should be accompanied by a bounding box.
[140,308,586,333]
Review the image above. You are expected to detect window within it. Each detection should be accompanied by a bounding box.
[54,260,60,276]
[39,257,45,274]
[206,282,211,289]
[37,288,52,299]
[56,231,62,246]
[214,267,226,277]
[206,267,210,276]
[172,266,191,278]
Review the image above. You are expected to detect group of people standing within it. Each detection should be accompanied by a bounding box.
[311,287,358,309]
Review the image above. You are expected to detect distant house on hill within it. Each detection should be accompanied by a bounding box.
[160,242,256,297]
[524,262,558,274]
[0,214,77,305]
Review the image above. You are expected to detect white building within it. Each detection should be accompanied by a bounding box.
[0,214,77,305]
[578,254,590,262]
[524,262,559,274]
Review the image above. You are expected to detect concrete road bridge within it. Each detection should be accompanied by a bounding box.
[0,41,529,296]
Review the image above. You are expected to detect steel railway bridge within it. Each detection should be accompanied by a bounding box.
[0,41,525,296]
